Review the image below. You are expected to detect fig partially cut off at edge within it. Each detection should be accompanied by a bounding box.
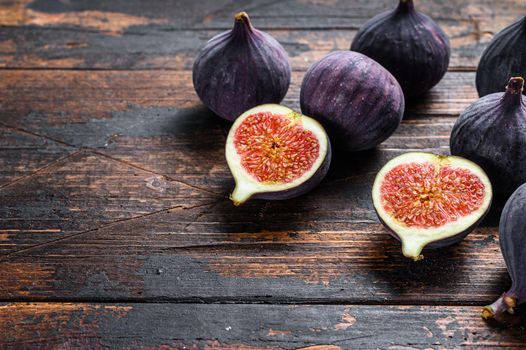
[482,183,526,320]
[372,153,493,261]
[226,104,331,205]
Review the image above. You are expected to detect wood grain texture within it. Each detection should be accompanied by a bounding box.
[0,0,523,70]
[0,149,216,255]
[0,67,508,303]
[5,0,523,30]
[0,69,475,190]
[1,0,525,347]
[0,27,494,71]
[0,211,508,303]
[0,126,74,187]
[1,303,525,349]
[0,70,476,121]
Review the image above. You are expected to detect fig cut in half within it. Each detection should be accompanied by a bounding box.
[226,104,331,205]
[372,153,492,261]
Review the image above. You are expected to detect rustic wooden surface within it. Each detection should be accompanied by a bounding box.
[1,0,525,348]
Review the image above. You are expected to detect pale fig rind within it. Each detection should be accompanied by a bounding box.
[476,16,526,97]
[300,51,405,152]
[450,77,526,197]
[483,183,526,319]
[351,0,450,98]
[193,12,291,121]
[372,152,493,261]
[226,104,331,205]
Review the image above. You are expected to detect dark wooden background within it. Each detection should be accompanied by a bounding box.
[1,0,526,348]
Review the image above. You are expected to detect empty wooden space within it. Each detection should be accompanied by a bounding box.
[0,0,525,348]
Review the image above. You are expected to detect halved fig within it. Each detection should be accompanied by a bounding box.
[372,152,493,261]
[226,104,331,205]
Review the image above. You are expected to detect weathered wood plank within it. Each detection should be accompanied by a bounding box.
[0,126,74,187]
[0,204,508,304]
[0,61,506,305]
[2,0,524,31]
[0,110,507,304]
[0,0,521,70]
[0,149,216,255]
[1,303,525,349]
[0,70,476,123]
[0,69,474,190]
[0,27,492,71]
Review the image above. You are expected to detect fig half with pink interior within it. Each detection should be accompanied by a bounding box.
[226,104,331,205]
[372,152,493,261]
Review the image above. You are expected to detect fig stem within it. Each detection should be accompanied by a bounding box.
[482,293,515,319]
[234,11,250,22]
[397,0,414,12]
[232,11,255,36]
[502,77,524,107]
[505,77,524,95]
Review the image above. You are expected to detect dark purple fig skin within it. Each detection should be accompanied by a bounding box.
[483,183,526,318]
[477,16,526,97]
[300,51,405,152]
[252,143,332,201]
[450,77,526,197]
[193,12,291,121]
[351,0,450,98]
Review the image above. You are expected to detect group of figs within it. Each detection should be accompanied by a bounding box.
[193,1,526,319]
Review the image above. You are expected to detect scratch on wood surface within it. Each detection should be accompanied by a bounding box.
[0,123,218,197]
[334,308,356,330]
[144,176,168,193]
[0,229,62,233]
[0,200,215,261]
[267,328,292,337]
[0,149,81,191]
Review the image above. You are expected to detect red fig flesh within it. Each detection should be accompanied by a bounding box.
[373,153,493,260]
[226,104,331,205]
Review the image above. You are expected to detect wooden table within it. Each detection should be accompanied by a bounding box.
[1,0,525,348]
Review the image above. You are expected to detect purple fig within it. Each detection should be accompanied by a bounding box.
[300,51,405,152]
[477,16,526,97]
[351,0,450,98]
[450,77,526,197]
[483,183,526,319]
[226,104,331,205]
[372,152,493,261]
[193,12,291,121]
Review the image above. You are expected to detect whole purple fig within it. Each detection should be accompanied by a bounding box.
[482,183,526,319]
[450,77,526,196]
[450,77,526,197]
[193,12,291,121]
[477,16,526,97]
[351,0,450,98]
[300,51,405,152]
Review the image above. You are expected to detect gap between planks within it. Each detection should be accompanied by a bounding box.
[0,297,501,307]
